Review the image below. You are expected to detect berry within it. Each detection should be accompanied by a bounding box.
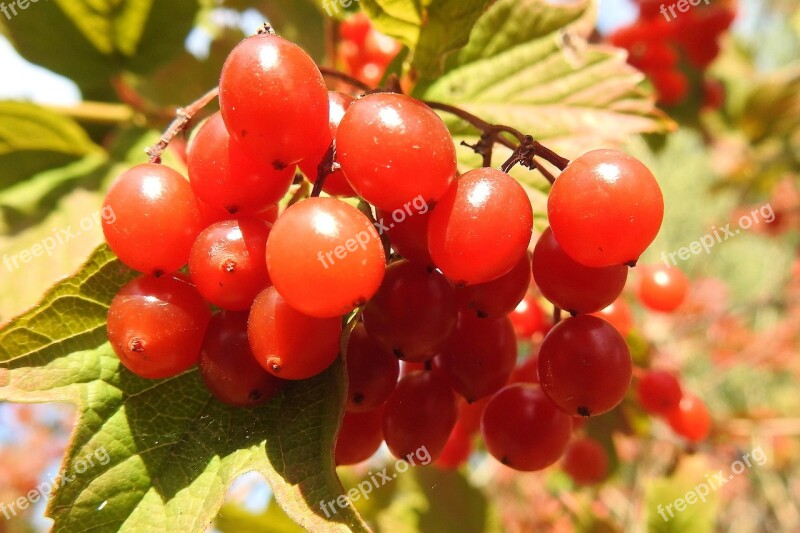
[637,370,683,416]
[538,315,632,417]
[667,394,711,442]
[383,370,458,461]
[247,287,341,380]
[189,218,271,310]
[199,312,285,407]
[428,168,533,285]
[437,314,517,402]
[509,354,539,384]
[188,112,295,214]
[335,406,384,466]
[103,163,203,275]
[548,149,663,267]
[533,228,628,314]
[650,69,689,106]
[345,323,400,412]
[510,295,547,338]
[377,207,433,267]
[436,424,473,469]
[219,33,329,168]
[592,298,635,337]
[456,252,531,319]
[637,264,689,313]
[336,93,456,212]
[456,396,490,435]
[363,260,457,361]
[562,438,609,485]
[481,384,572,471]
[266,197,385,318]
[107,275,210,379]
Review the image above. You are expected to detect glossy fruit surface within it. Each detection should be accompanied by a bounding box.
[638,264,690,312]
[457,253,531,319]
[377,207,433,267]
[637,370,683,416]
[667,394,712,442]
[345,323,400,412]
[562,438,609,485]
[510,295,547,338]
[592,298,635,337]
[335,406,384,466]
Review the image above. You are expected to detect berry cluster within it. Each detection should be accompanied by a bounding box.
[337,12,401,87]
[637,370,711,442]
[102,28,670,473]
[609,0,735,107]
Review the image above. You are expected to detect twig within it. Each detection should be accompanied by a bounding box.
[146,87,219,164]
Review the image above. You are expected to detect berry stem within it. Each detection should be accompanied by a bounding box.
[318,66,373,92]
[311,141,337,197]
[146,87,219,164]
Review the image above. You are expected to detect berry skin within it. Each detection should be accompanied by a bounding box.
[299,91,357,197]
[219,34,329,168]
[377,207,434,267]
[428,168,533,285]
[637,264,689,313]
[363,260,457,362]
[107,275,210,379]
[592,298,635,337]
[266,197,385,318]
[456,396,490,435]
[548,149,663,267]
[345,323,400,412]
[538,315,632,417]
[199,312,285,407]
[247,287,342,380]
[481,384,572,471]
[562,438,609,486]
[103,163,203,275]
[189,218,271,311]
[510,295,547,338]
[188,112,295,215]
[336,93,457,212]
[509,354,539,385]
[335,406,384,466]
[437,314,517,402]
[436,424,473,469]
[383,370,459,462]
[667,394,711,442]
[637,370,683,416]
[456,252,531,319]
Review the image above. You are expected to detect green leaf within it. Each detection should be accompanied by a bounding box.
[644,456,719,533]
[420,0,672,158]
[0,101,100,189]
[0,245,369,532]
[360,0,492,79]
[216,500,306,533]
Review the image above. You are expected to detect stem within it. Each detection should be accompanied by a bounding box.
[146,87,219,164]
[318,66,373,92]
[311,141,337,198]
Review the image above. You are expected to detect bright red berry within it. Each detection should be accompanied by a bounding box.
[637,370,683,416]
[562,438,610,485]
[667,394,711,442]
[592,298,635,337]
[637,264,690,313]
[510,295,547,338]
[456,252,531,319]
[345,323,400,412]
[336,406,384,466]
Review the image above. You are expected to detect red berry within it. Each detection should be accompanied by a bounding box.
[267,197,385,318]
[337,93,456,212]
[336,406,384,466]
[107,275,210,379]
[509,354,539,384]
[436,424,472,469]
[345,323,400,412]
[637,264,690,313]
[456,396,490,435]
[538,315,632,417]
[481,384,572,471]
[651,69,689,106]
[103,163,203,275]
[562,438,609,485]
[592,298,635,337]
[637,370,683,416]
[219,34,329,168]
[247,286,341,380]
[199,312,285,407]
[189,218,271,310]
[428,168,533,285]
[667,394,711,442]
[456,252,531,319]
[377,207,434,267]
[548,149,663,267]
[510,295,547,338]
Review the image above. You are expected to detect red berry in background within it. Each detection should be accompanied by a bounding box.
[481,384,572,471]
[199,312,285,407]
[337,93,456,212]
[363,260,457,361]
[103,163,203,275]
[189,218,272,311]
[400,360,430,377]
[383,370,458,462]
[219,33,329,168]
[267,197,385,318]
[107,275,210,379]
[428,168,533,285]
[456,253,531,319]
[335,406,384,466]
[533,228,628,314]
[650,69,690,106]
[378,207,434,267]
[436,424,473,470]
[456,396,490,435]
[539,315,632,417]
[510,294,547,338]
[562,438,610,486]
[339,12,371,47]
[438,314,517,402]
[638,264,690,312]
[299,91,357,197]
[593,298,635,337]
[702,78,726,110]
[188,113,295,214]
[548,149,664,268]
[247,287,341,380]
[345,323,400,412]
[509,354,539,385]
[667,394,712,442]
[637,370,683,416]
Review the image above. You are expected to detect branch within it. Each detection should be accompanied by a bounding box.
[146,87,219,164]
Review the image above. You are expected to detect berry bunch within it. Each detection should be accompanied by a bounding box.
[337,12,402,87]
[637,370,712,442]
[608,0,736,108]
[102,27,670,473]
